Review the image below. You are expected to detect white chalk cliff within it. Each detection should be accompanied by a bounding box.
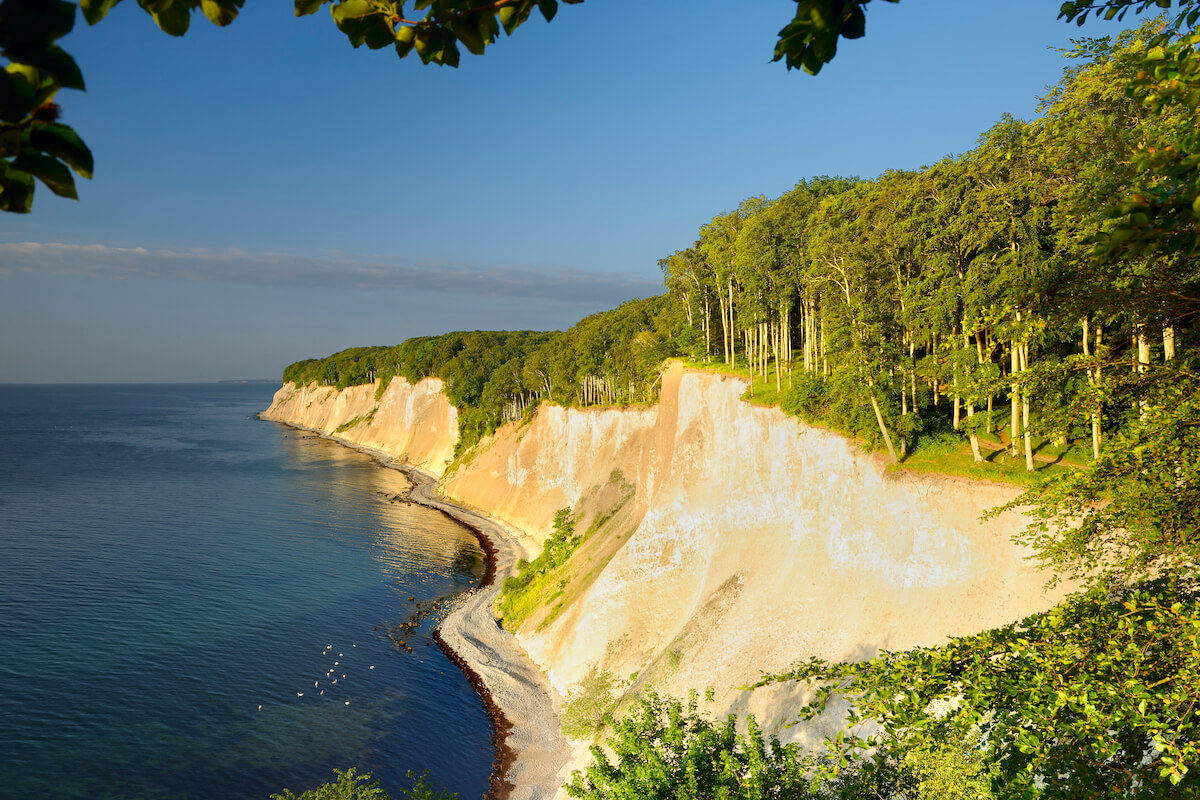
[263,362,1064,793]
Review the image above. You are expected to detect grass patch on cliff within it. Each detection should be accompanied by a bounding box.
[334,407,377,434]
[890,408,1091,486]
[496,509,580,630]
[497,472,638,632]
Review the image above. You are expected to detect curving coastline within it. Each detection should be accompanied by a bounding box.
[259,415,571,800]
[261,367,1068,795]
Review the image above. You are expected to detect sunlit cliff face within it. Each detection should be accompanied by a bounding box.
[262,377,458,476]
[264,362,1067,776]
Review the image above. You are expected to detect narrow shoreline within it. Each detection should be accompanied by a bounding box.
[433,628,517,799]
[258,415,570,800]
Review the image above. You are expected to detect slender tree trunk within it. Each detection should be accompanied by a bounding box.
[1093,322,1103,459]
[1010,340,1020,458]
[963,331,981,462]
[1018,341,1034,472]
[728,278,735,368]
[1164,323,1176,361]
[1083,316,1101,461]
[806,298,815,372]
[1137,326,1151,371]
[774,322,782,392]
[700,298,710,364]
[821,317,828,377]
[931,332,938,407]
[718,294,728,366]
[967,404,983,462]
[976,331,992,433]
[1137,322,1150,420]
[747,329,753,393]
[868,381,898,464]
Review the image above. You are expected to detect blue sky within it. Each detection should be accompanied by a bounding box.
[0,0,1133,382]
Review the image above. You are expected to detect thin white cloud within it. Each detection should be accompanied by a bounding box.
[0,242,661,303]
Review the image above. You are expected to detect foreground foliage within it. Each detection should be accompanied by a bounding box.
[566,692,812,800]
[758,578,1200,797]
[271,768,458,800]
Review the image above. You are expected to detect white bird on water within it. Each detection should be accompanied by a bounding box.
[369,665,375,670]
[297,692,304,697]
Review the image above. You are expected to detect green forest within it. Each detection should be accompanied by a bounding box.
[283,17,1200,799]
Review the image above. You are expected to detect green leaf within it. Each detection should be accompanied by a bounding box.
[294,0,329,15]
[331,0,373,21]
[200,0,241,26]
[29,122,92,178]
[0,67,37,123]
[841,6,866,40]
[413,26,437,64]
[441,36,460,67]
[0,0,76,52]
[10,152,76,198]
[146,0,193,36]
[535,0,557,23]
[0,161,36,212]
[18,44,85,90]
[79,0,124,25]
[497,3,525,35]
[393,26,415,59]
[451,13,486,55]
[331,2,394,49]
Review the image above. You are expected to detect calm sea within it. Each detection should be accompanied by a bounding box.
[0,383,492,800]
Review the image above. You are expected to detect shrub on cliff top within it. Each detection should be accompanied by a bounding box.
[566,690,811,799]
[758,577,1200,798]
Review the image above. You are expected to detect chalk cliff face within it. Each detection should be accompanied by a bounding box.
[437,362,1062,747]
[264,362,1064,780]
[261,377,458,476]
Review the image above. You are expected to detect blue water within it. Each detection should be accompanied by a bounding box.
[0,383,492,800]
